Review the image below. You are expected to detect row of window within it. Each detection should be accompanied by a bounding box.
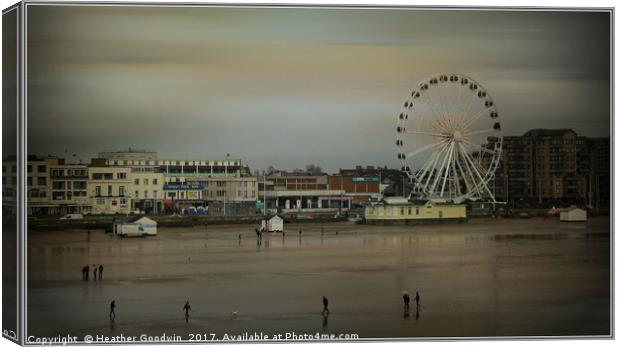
[51,169,88,177]
[94,185,159,199]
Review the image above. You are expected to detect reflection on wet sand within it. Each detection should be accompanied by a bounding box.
[27,218,610,339]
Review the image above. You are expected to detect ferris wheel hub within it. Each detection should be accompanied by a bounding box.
[452,131,463,141]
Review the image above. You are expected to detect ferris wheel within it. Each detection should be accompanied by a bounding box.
[395,74,502,203]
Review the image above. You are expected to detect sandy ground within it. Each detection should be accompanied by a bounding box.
[25,217,610,340]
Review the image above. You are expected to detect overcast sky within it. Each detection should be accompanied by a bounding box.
[26,6,611,172]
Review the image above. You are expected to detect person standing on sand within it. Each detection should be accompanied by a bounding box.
[93,265,98,282]
[183,301,192,323]
[415,291,420,310]
[98,265,104,280]
[322,296,329,315]
[403,292,411,308]
[109,300,116,320]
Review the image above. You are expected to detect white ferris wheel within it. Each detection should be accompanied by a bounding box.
[396,74,503,203]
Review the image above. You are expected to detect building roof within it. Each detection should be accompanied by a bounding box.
[522,129,576,138]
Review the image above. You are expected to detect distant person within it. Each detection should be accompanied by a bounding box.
[109,300,116,320]
[85,265,90,281]
[81,265,88,281]
[98,265,104,280]
[322,296,329,315]
[415,291,420,310]
[183,301,192,323]
[403,292,411,307]
[93,265,98,282]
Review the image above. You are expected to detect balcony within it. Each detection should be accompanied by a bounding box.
[164,172,236,178]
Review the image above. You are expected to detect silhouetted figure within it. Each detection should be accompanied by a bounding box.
[84,265,90,281]
[109,300,116,321]
[322,296,329,316]
[183,301,192,323]
[81,265,89,281]
[93,265,98,282]
[403,293,411,308]
[322,314,329,331]
[416,306,420,320]
[415,291,420,310]
[404,306,410,320]
[98,265,104,280]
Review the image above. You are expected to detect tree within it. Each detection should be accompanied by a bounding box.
[305,164,324,175]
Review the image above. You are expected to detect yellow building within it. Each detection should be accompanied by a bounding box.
[365,197,466,224]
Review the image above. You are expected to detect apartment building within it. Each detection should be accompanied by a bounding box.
[492,129,609,207]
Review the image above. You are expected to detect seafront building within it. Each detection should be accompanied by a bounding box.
[490,129,610,207]
[364,197,467,224]
[3,130,610,216]
[259,172,348,216]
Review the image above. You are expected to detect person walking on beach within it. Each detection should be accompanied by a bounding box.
[402,292,411,308]
[109,300,116,321]
[415,291,420,310]
[322,296,329,316]
[183,301,192,323]
[98,265,104,280]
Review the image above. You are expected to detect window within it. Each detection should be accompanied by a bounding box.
[107,185,112,196]
[52,182,65,190]
[37,177,46,186]
[117,172,127,179]
[27,165,32,173]
[111,200,117,206]
[415,207,420,215]
[134,179,140,185]
[37,165,46,172]
[135,191,139,198]
[408,207,412,215]
[144,179,149,185]
[153,179,158,185]
[95,186,101,196]
[27,177,32,186]
[144,190,148,198]
[153,190,158,198]
[119,186,125,196]
[97,198,105,205]
[120,198,127,206]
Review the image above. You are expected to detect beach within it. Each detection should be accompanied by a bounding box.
[26,217,611,340]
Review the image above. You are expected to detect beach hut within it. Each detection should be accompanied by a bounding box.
[261,215,284,232]
[114,216,158,237]
[559,207,587,222]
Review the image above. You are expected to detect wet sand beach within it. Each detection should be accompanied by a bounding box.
[26,217,610,340]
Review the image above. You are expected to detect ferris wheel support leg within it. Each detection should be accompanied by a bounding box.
[421,141,450,193]
[423,142,450,193]
[439,142,455,198]
[460,144,496,202]
[429,142,454,196]
[457,144,484,199]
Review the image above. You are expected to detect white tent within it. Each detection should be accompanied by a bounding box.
[560,207,587,222]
